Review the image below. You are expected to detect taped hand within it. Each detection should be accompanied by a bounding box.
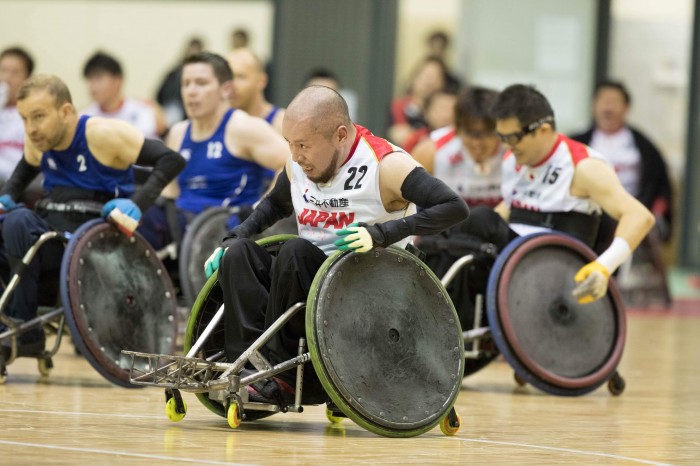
[0,194,18,214]
[102,198,142,237]
[572,261,610,304]
[334,222,374,253]
[204,247,227,278]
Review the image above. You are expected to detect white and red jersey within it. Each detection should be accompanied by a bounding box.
[82,98,159,139]
[0,105,25,181]
[431,126,503,208]
[291,124,416,255]
[502,134,608,236]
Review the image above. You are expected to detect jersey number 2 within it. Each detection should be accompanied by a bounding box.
[77,155,87,172]
[344,166,367,190]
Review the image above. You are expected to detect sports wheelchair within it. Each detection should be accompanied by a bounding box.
[439,232,627,396]
[123,235,465,437]
[0,218,178,387]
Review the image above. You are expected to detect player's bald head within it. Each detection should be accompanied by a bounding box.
[285,85,351,138]
[227,47,264,74]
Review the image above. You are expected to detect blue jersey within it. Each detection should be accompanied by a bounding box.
[264,106,279,125]
[41,115,135,198]
[176,108,267,214]
[261,107,279,182]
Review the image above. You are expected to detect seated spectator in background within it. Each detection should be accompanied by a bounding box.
[82,51,166,139]
[403,84,459,153]
[413,86,503,209]
[425,30,461,90]
[305,68,341,91]
[571,80,673,241]
[388,56,448,147]
[304,68,358,121]
[156,37,204,129]
[0,47,34,183]
[227,47,285,134]
[230,28,250,50]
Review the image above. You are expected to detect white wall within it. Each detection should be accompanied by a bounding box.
[0,0,273,109]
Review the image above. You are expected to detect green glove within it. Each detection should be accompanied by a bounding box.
[204,247,227,278]
[334,222,374,253]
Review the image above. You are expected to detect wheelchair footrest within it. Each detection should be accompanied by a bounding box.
[121,350,229,390]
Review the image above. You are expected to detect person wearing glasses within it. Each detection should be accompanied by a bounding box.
[456,84,654,305]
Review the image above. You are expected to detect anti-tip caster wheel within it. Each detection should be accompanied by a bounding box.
[227,401,242,429]
[38,357,53,377]
[514,372,527,387]
[325,407,345,424]
[165,396,187,422]
[608,372,625,396]
[440,408,461,436]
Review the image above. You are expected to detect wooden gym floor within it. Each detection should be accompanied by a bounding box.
[1,305,698,465]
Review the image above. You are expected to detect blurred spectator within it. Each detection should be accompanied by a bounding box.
[156,37,204,129]
[227,47,285,134]
[82,51,166,138]
[0,46,34,183]
[571,80,673,241]
[403,84,459,153]
[425,30,461,91]
[304,68,358,121]
[388,56,448,147]
[231,28,250,50]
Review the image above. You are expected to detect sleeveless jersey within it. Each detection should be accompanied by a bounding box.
[176,108,267,214]
[82,98,159,139]
[41,115,134,198]
[0,105,24,181]
[264,106,279,125]
[291,124,416,255]
[431,126,503,208]
[501,134,607,237]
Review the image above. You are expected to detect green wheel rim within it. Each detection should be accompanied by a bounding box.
[305,246,464,438]
[184,234,297,417]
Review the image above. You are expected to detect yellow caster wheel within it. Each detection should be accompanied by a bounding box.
[227,401,242,429]
[165,397,187,422]
[325,407,344,424]
[38,358,53,377]
[439,409,461,436]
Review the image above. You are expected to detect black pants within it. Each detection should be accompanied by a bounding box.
[423,206,518,329]
[219,237,328,399]
[0,208,66,344]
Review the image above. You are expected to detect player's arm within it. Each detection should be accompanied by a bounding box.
[226,111,287,171]
[159,121,188,200]
[0,134,43,205]
[86,117,185,235]
[335,152,469,252]
[410,137,437,174]
[570,158,655,303]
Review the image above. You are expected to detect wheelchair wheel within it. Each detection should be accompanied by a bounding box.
[184,234,296,419]
[180,207,298,308]
[486,233,627,396]
[61,219,178,388]
[306,247,464,438]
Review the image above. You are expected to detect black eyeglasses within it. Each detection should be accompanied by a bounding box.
[496,116,554,145]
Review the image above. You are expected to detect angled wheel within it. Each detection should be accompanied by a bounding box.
[60,219,178,388]
[184,235,296,419]
[307,247,464,438]
[487,233,627,396]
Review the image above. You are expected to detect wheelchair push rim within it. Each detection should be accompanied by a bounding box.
[486,233,627,396]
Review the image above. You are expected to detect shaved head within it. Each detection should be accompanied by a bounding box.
[227,47,264,74]
[285,85,351,139]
